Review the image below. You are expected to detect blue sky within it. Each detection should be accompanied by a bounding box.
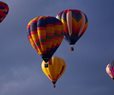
[0,0,114,95]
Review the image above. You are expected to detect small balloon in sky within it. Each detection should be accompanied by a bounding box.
[0,1,9,23]
[106,60,114,80]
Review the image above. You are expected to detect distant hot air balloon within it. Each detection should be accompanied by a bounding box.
[41,56,66,88]
[106,61,114,80]
[0,1,9,23]
[56,9,88,51]
[27,16,64,62]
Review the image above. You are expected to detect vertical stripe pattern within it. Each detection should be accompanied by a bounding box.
[56,9,88,45]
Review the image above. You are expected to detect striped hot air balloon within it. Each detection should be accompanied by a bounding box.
[41,56,66,88]
[27,16,64,62]
[0,1,9,23]
[56,9,88,51]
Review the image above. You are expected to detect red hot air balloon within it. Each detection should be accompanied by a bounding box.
[56,9,88,51]
[0,1,9,23]
[27,16,64,62]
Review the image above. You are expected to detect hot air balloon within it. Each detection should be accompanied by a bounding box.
[56,9,88,51]
[0,1,9,23]
[27,16,64,62]
[41,56,66,88]
[106,61,114,80]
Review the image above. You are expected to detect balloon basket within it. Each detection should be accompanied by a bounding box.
[70,46,74,51]
[52,81,56,88]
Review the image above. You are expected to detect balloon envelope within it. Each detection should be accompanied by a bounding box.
[56,9,88,50]
[41,56,66,88]
[106,61,114,80]
[0,1,9,23]
[27,16,64,62]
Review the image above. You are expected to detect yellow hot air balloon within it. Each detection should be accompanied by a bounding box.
[41,56,66,88]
